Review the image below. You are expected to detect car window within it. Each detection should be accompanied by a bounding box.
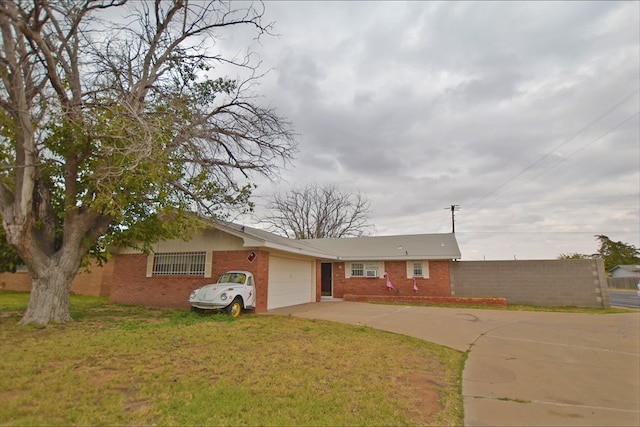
[247,276,254,286]
[218,273,246,284]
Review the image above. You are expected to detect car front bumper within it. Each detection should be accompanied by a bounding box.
[189,301,229,310]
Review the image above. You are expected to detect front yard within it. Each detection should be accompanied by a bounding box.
[0,292,465,426]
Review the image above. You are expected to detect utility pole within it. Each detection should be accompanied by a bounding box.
[445,204,460,233]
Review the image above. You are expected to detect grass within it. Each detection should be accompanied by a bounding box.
[0,291,465,426]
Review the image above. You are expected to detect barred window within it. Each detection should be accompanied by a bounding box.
[153,252,206,276]
[349,262,380,278]
[351,263,364,277]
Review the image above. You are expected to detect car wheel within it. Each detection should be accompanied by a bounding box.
[191,306,203,314]
[225,298,242,318]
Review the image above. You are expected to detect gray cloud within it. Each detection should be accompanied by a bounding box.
[233,1,640,260]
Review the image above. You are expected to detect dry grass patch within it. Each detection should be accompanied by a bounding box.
[0,292,464,426]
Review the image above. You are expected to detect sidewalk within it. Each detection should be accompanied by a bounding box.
[268,301,640,426]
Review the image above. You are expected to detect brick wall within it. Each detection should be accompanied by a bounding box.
[450,259,610,308]
[109,250,271,312]
[0,261,109,297]
[331,260,451,297]
[0,271,31,292]
[211,250,269,313]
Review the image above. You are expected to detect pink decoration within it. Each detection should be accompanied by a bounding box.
[384,272,394,291]
[413,277,419,292]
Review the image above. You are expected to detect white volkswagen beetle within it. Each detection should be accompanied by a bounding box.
[188,271,256,317]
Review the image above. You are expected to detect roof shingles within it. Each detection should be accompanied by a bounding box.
[217,221,461,260]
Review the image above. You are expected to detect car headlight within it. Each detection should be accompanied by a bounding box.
[189,290,198,300]
[220,293,227,301]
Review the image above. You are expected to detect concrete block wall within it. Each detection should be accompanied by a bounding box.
[450,259,610,308]
[332,260,451,298]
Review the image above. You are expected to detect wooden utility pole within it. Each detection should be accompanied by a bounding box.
[445,204,460,233]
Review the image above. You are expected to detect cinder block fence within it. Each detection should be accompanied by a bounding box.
[449,259,609,308]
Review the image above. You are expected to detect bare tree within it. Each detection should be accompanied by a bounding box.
[263,183,373,239]
[0,0,296,325]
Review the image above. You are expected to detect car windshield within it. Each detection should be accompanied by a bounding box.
[218,273,246,284]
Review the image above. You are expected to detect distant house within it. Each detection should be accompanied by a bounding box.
[108,221,461,313]
[609,265,640,279]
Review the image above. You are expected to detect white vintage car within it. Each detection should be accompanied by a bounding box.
[188,271,256,317]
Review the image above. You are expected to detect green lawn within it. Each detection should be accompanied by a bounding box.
[0,291,465,426]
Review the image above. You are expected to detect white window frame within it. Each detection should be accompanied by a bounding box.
[350,262,364,277]
[406,260,429,279]
[346,261,384,278]
[150,251,207,276]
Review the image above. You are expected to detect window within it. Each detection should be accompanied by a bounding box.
[351,263,364,277]
[413,262,423,277]
[348,262,380,278]
[406,260,429,278]
[153,252,206,275]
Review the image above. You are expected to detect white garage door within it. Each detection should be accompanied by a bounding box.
[268,256,315,310]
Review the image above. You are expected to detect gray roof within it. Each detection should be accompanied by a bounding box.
[609,265,640,273]
[215,221,461,261]
[304,233,461,261]
[214,222,334,258]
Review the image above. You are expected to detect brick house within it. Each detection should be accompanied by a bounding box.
[109,221,461,313]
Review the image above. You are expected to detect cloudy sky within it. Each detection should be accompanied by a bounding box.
[228,1,639,260]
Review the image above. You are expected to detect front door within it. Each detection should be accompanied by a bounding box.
[321,263,332,297]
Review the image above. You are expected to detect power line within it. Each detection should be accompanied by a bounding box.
[467,88,640,210]
[494,112,640,201]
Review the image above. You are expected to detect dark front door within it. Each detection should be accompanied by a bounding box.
[321,263,332,297]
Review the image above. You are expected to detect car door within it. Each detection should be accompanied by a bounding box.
[246,274,256,308]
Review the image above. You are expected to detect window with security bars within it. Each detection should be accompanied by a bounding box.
[350,263,364,277]
[153,252,206,276]
[349,262,380,278]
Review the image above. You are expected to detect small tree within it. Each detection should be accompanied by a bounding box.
[263,183,373,239]
[594,235,640,271]
[0,0,296,325]
[558,236,640,272]
[557,253,592,260]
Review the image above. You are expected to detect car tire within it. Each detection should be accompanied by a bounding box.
[191,306,203,314]
[225,298,242,318]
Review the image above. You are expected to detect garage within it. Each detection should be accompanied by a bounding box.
[267,255,315,309]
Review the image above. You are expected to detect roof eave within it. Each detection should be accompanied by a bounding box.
[336,255,460,261]
[262,241,338,259]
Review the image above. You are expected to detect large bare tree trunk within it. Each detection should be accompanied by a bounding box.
[21,273,74,325]
[19,249,85,326]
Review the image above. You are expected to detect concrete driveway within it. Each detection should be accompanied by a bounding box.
[267,301,640,426]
